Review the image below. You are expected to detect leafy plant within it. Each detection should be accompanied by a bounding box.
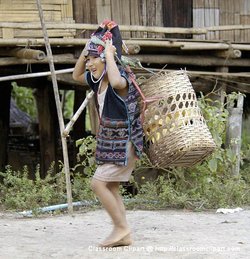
[74,135,97,176]
[0,165,65,213]
[62,90,74,119]
[11,82,37,119]
[71,172,96,202]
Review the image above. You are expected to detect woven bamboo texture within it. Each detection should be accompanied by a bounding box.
[140,70,216,167]
[0,0,75,39]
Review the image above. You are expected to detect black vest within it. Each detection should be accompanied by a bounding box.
[85,68,144,165]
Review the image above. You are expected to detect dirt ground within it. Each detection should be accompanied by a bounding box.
[0,207,249,259]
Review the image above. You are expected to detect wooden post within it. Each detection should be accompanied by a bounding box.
[88,94,99,135]
[73,91,87,138]
[0,82,11,173]
[34,83,58,178]
[214,67,228,104]
[36,0,73,213]
[226,94,244,176]
[71,0,94,162]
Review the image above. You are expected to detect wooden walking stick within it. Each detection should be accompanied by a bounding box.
[36,0,73,214]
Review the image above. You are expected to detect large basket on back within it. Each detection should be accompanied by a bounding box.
[139,70,216,167]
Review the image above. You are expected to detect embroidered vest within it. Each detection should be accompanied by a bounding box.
[85,67,144,165]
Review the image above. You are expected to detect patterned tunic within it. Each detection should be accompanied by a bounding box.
[85,67,143,166]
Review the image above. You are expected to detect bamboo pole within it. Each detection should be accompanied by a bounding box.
[0,22,206,34]
[12,48,45,60]
[206,24,250,31]
[0,68,73,82]
[0,38,88,46]
[180,42,229,50]
[2,53,250,67]
[123,44,141,54]
[2,22,250,33]
[1,38,250,52]
[0,54,75,66]
[63,91,94,137]
[1,66,250,85]
[0,47,45,60]
[10,48,45,60]
[136,68,250,78]
[214,49,242,59]
[133,54,250,67]
[36,0,73,214]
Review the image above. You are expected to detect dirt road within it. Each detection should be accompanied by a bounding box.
[0,208,249,258]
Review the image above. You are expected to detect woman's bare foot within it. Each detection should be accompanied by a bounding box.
[99,227,132,247]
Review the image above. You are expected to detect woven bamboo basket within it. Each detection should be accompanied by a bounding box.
[139,70,216,167]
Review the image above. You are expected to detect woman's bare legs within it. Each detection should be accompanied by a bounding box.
[91,178,131,246]
[107,182,127,225]
[106,182,132,243]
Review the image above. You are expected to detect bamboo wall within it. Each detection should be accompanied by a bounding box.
[0,0,75,38]
[1,0,250,42]
[94,0,164,39]
[193,0,250,42]
[93,0,250,42]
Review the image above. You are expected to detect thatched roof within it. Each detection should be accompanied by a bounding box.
[10,98,34,135]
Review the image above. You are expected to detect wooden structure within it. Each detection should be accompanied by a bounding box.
[0,0,75,38]
[0,0,250,176]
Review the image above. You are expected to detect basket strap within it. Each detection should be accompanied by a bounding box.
[125,65,163,123]
[116,56,163,122]
[126,66,146,122]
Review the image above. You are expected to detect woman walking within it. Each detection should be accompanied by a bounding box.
[73,20,143,247]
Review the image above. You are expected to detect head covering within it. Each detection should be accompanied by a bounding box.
[85,20,122,60]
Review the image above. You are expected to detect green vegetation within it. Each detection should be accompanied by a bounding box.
[12,82,37,119]
[0,162,96,214]
[63,90,74,119]
[1,91,249,215]
[132,92,250,210]
[0,164,65,214]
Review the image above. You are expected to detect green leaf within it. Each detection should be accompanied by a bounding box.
[208,159,217,173]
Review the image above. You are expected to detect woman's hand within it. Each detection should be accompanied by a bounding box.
[104,40,127,94]
[82,40,90,57]
[72,41,89,83]
[104,39,116,58]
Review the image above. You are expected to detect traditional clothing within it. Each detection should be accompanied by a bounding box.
[84,19,144,181]
[85,68,143,167]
